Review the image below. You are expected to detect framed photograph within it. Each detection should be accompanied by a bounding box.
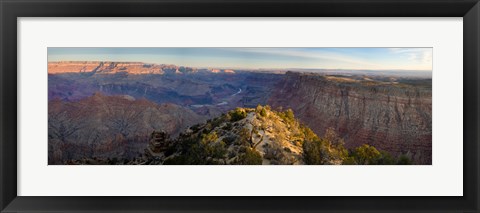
[1,0,479,212]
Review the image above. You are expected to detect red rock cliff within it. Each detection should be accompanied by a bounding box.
[48,61,199,75]
[268,72,432,164]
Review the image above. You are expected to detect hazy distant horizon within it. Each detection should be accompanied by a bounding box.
[48,47,433,71]
[47,60,432,74]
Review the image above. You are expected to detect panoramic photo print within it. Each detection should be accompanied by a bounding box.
[48,47,432,165]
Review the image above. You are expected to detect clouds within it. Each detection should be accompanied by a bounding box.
[389,48,432,68]
[221,47,432,70]
[48,47,433,71]
[223,48,381,68]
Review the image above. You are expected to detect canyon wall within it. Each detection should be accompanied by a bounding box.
[48,93,206,164]
[268,72,432,164]
[48,61,196,74]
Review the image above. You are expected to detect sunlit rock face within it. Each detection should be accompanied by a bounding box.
[48,61,200,75]
[268,72,432,164]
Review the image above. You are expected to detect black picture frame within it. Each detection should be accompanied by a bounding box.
[1,0,479,212]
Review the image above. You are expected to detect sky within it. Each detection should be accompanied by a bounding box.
[48,47,432,71]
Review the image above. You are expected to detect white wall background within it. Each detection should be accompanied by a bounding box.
[18,18,463,196]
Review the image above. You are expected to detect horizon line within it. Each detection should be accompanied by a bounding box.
[47,60,433,72]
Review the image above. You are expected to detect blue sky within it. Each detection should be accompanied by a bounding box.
[48,47,432,71]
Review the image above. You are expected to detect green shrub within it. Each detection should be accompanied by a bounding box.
[229,108,247,122]
[397,154,412,165]
[285,109,295,121]
[201,132,218,144]
[277,108,295,125]
[302,139,328,165]
[342,156,357,165]
[303,132,349,165]
[236,148,262,165]
[352,144,381,165]
[377,151,396,165]
[301,124,319,142]
[256,105,267,117]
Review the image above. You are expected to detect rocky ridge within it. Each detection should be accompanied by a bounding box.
[66,106,413,165]
[148,106,308,165]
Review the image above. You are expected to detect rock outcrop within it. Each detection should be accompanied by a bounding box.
[139,107,323,165]
[146,131,170,157]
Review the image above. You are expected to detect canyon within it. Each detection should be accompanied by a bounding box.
[48,61,432,164]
